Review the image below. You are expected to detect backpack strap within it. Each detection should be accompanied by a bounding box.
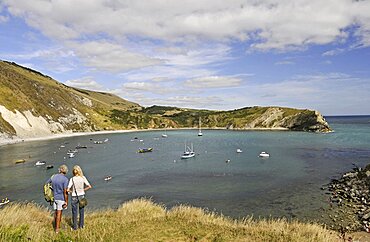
[72,177,80,203]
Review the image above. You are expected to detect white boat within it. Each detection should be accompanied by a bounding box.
[181,143,195,159]
[104,138,109,143]
[104,176,112,181]
[236,149,243,153]
[94,140,103,144]
[0,198,10,206]
[67,152,75,158]
[35,161,46,166]
[258,152,270,158]
[162,128,168,138]
[198,117,203,136]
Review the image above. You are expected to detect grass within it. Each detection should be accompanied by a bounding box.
[0,198,340,242]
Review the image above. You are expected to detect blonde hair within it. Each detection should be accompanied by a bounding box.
[73,165,84,177]
[59,164,68,174]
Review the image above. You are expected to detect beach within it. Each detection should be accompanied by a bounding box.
[0,127,290,147]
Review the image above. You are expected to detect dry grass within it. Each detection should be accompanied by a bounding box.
[0,198,340,242]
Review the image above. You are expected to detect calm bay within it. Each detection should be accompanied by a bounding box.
[1,116,370,223]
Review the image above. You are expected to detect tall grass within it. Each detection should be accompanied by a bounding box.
[0,198,339,241]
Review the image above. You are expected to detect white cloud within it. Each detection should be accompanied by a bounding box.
[322,48,346,56]
[274,61,295,65]
[4,48,75,60]
[0,15,8,23]
[68,41,162,72]
[138,95,225,109]
[122,81,177,95]
[184,76,242,89]
[65,77,104,91]
[119,43,233,87]
[4,0,370,51]
[231,73,370,115]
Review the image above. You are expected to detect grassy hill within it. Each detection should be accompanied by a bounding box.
[0,60,331,140]
[0,199,339,242]
[0,60,140,133]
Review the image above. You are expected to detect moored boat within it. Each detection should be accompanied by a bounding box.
[258,152,270,158]
[198,117,203,136]
[67,152,75,158]
[15,159,26,164]
[46,165,54,170]
[35,161,46,166]
[104,176,112,181]
[181,143,195,159]
[138,148,153,153]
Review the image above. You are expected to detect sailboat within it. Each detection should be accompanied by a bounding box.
[162,127,168,138]
[198,117,203,136]
[181,142,195,159]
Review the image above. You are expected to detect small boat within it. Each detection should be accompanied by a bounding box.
[104,176,112,181]
[104,138,109,143]
[60,145,65,148]
[162,128,168,138]
[94,140,103,144]
[138,148,153,153]
[258,152,270,158]
[46,165,54,170]
[181,143,195,159]
[76,145,87,149]
[67,152,75,158]
[226,159,231,163]
[0,198,10,206]
[35,161,46,166]
[198,117,203,136]
[236,149,243,153]
[15,159,26,164]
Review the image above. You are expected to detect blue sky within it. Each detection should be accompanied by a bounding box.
[1,1,370,115]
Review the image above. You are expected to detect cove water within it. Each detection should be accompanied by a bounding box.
[1,116,369,222]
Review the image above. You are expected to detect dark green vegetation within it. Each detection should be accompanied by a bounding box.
[0,60,331,138]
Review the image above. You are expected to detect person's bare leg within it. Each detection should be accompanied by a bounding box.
[55,210,62,233]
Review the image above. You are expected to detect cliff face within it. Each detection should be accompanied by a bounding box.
[0,60,331,141]
[0,60,140,139]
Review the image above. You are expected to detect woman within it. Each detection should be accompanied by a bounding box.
[68,165,92,230]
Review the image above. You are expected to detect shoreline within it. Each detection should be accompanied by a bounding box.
[0,127,290,147]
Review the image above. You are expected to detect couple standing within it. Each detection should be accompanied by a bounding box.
[47,164,92,233]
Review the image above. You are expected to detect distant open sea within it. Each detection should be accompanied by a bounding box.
[1,115,370,223]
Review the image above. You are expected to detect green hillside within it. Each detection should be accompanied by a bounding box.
[0,60,331,139]
[0,60,140,132]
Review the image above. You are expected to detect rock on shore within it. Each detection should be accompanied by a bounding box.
[325,164,370,232]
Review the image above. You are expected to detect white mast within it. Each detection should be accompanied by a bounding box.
[198,117,203,136]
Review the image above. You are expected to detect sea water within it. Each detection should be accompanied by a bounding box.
[0,116,369,222]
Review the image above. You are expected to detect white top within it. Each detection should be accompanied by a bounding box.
[68,176,91,197]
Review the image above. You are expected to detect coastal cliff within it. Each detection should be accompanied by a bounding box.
[0,60,331,142]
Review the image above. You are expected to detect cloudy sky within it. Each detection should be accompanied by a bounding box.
[1,0,370,115]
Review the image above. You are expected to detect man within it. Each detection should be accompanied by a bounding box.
[47,164,69,233]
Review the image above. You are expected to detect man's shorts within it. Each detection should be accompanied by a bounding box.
[53,200,66,211]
